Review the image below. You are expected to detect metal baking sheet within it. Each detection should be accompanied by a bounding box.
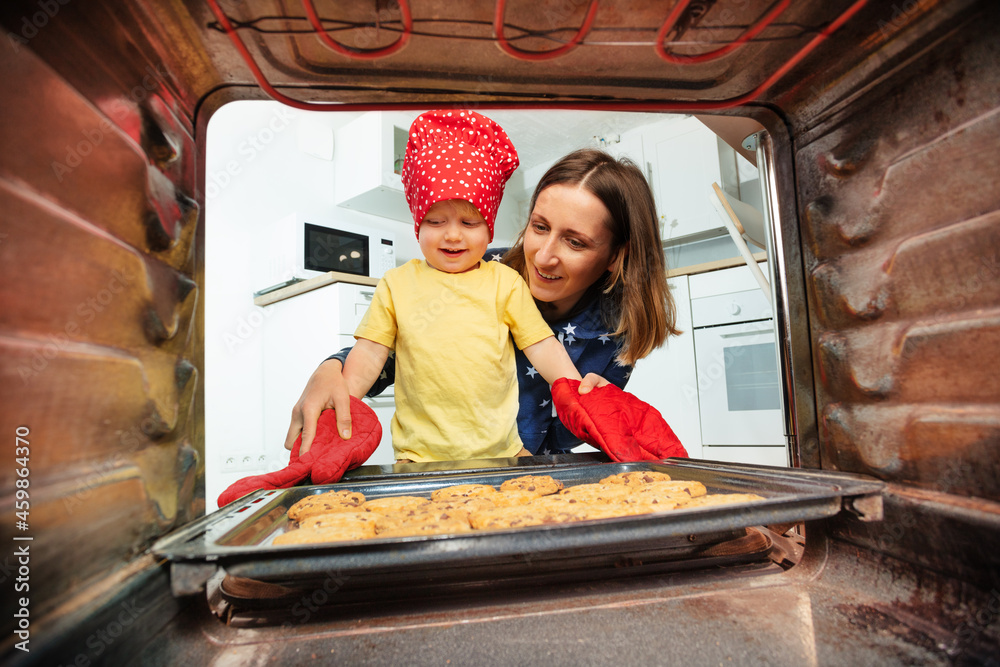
[153,459,883,595]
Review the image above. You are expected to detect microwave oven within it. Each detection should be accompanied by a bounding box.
[256,214,396,292]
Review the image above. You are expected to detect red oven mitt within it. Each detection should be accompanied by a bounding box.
[551,378,687,461]
[309,398,383,483]
[217,397,382,507]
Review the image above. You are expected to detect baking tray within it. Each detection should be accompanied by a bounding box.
[154,459,884,596]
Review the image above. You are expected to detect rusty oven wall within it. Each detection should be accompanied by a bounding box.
[0,1,205,636]
[791,5,1000,583]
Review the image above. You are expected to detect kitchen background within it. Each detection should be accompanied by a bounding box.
[205,101,784,510]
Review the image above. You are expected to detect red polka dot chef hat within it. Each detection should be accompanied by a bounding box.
[401,109,520,241]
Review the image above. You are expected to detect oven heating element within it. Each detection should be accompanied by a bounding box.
[204,0,871,112]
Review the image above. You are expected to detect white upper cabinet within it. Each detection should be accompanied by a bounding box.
[331,111,742,241]
[334,111,417,222]
[642,116,740,245]
[598,130,646,168]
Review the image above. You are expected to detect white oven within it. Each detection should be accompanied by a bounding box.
[690,265,785,449]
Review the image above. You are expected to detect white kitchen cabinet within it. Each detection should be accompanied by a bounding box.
[643,115,740,245]
[261,281,396,470]
[334,111,419,222]
[688,262,788,465]
[625,276,702,459]
[627,264,788,467]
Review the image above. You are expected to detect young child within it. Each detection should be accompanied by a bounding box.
[342,110,585,462]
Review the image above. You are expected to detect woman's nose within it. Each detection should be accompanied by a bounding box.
[535,237,558,266]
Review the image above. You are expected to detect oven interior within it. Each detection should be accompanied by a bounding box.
[1,0,999,664]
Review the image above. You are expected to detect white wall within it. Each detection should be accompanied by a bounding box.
[204,102,423,509]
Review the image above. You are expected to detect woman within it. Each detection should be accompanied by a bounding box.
[287,148,679,457]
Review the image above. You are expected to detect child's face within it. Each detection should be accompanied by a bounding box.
[417,200,490,274]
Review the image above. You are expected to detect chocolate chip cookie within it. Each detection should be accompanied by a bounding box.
[430,483,502,503]
[362,495,430,514]
[287,489,366,522]
[599,470,673,486]
[499,474,564,496]
[376,506,475,537]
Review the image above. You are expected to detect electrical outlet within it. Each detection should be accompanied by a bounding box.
[220,450,264,473]
[221,453,239,472]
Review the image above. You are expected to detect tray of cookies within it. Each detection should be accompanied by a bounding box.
[154,458,883,595]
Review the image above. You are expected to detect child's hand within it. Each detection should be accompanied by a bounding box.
[284,358,353,455]
[578,373,610,394]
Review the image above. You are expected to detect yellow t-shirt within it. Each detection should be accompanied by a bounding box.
[355,259,554,462]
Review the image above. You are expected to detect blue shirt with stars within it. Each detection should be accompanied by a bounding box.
[327,249,632,455]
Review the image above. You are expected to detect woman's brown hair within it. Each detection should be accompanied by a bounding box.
[504,148,679,365]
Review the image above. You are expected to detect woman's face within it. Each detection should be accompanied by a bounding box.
[523,183,617,319]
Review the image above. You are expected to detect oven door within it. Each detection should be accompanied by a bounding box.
[693,319,785,447]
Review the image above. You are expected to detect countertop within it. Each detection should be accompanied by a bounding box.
[668,251,767,278]
[253,271,379,307]
[253,252,766,308]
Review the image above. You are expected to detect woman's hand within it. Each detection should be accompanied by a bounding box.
[284,359,353,456]
[578,372,610,394]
